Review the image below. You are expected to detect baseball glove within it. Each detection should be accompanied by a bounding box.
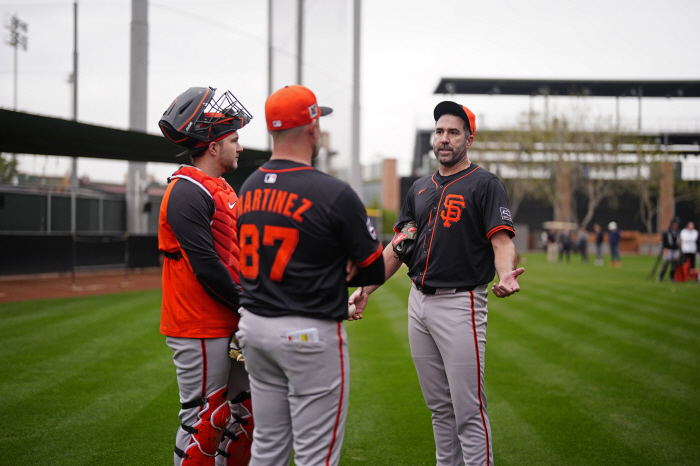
[229,331,244,362]
[392,221,417,265]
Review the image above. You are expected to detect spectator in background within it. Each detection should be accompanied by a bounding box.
[547,229,558,264]
[608,221,621,267]
[576,226,589,263]
[594,223,604,266]
[697,222,700,283]
[558,229,572,263]
[679,221,698,270]
[657,217,681,282]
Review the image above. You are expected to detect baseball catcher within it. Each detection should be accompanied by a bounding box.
[158,86,254,466]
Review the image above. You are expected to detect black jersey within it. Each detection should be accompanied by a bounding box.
[237,159,384,321]
[396,164,515,290]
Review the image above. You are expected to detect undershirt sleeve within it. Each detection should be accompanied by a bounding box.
[167,179,240,310]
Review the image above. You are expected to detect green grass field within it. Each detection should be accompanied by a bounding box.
[0,253,698,465]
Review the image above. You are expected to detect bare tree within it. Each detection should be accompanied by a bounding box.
[0,153,19,183]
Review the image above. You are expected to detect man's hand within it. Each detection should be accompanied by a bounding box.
[491,267,525,298]
[347,287,369,321]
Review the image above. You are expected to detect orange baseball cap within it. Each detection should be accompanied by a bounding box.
[265,85,333,131]
[434,101,476,137]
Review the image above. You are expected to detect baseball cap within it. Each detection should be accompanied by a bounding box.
[434,101,476,137]
[265,85,333,131]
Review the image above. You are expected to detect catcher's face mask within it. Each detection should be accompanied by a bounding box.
[159,86,253,157]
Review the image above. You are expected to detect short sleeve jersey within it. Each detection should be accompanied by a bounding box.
[237,159,383,321]
[396,164,515,290]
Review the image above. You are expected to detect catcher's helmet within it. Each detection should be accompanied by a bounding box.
[159,87,253,157]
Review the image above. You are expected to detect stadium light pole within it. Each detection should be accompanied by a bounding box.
[70,2,79,287]
[6,14,28,110]
[70,1,79,236]
[350,0,362,195]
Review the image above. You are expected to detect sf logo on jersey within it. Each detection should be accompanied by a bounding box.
[441,194,465,227]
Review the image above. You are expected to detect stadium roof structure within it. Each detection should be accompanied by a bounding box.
[0,109,271,169]
[434,78,700,98]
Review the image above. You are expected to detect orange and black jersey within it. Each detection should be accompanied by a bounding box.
[396,164,515,291]
[237,159,385,321]
[162,177,241,310]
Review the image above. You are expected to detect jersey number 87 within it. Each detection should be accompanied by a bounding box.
[239,224,299,281]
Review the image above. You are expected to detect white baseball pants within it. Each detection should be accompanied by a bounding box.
[166,336,250,466]
[408,284,493,466]
[237,309,350,466]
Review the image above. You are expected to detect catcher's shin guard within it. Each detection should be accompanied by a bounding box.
[216,390,253,466]
[176,385,231,466]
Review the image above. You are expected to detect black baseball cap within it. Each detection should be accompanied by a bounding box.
[434,101,476,136]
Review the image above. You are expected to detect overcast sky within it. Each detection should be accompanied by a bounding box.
[1,0,699,184]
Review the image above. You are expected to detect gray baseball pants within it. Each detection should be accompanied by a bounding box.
[166,336,250,466]
[408,284,493,466]
[237,309,350,466]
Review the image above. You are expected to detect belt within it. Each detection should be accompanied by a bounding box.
[415,283,472,295]
[164,250,183,261]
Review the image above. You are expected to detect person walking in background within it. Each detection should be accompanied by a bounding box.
[679,221,698,270]
[157,87,255,465]
[696,222,700,283]
[576,226,589,263]
[608,221,621,267]
[594,223,604,266]
[558,229,572,263]
[657,217,681,282]
[546,229,558,264]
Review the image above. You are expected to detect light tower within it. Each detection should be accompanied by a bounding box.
[6,14,28,110]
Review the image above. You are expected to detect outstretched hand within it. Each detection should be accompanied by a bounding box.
[491,267,525,298]
[347,287,368,321]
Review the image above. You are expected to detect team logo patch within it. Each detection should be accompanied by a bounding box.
[366,218,378,240]
[441,194,465,227]
[500,207,512,222]
[264,173,277,183]
[308,103,319,119]
[272,120,282,128]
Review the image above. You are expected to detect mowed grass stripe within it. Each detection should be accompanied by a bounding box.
[487,395,567,466]
[0,292,159,357]
[0,289,173,466]
[0,293,162,406]
[518,285,700,369]
[342,282,434,465]
[488,332,698,466]
[491,306,700,449]
[528,282,700,330]
[513,287,700,375]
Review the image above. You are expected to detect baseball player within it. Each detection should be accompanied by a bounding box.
[158,86,254,466]
[349,101,524,466]
[235,85,385,466]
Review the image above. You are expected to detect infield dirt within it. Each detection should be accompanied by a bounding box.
[0,268,162,303]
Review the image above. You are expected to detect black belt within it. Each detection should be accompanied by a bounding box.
[415,283,472,295]
[164,250,182,261]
